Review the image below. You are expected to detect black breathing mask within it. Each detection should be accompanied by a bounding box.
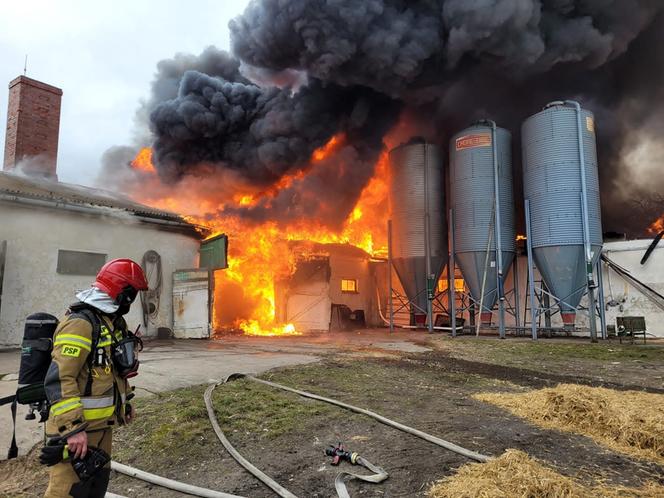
[111,330,143,379]
[114,286,138,316]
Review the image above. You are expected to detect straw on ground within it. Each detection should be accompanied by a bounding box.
[474,384,664,465]
[427,449,663,498]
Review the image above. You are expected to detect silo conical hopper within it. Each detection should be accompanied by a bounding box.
[522,102,603,326]
[450,122,516,325]
[388,140,447,325]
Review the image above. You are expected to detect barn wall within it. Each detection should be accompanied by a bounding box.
[577,240,664,338]
[0,201,200,346]
[446,240,664,338]
[328,252,378,326]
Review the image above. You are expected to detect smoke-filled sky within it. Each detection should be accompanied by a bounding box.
[98,0,664,236]
[3,1,662,235]
[0,0,249,185]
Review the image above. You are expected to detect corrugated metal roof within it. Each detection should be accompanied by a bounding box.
[0,171,201,235]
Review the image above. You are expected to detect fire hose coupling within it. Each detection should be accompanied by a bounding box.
[326,443,359,465]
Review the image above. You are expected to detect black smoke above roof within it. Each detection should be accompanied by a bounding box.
[132,1,664,235]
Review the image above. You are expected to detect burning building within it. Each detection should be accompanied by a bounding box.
[275,242,386,333]
[96,1,664,338]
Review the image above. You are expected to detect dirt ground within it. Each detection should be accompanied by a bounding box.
[2,334,663,497]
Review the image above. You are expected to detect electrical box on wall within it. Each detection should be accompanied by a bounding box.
[199,234,228,270]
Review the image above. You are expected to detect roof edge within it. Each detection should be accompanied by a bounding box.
[9,75,63,96]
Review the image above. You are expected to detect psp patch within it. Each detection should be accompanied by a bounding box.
[61,345,81,357]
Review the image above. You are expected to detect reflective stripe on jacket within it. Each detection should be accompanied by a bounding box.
[44,311,131,438]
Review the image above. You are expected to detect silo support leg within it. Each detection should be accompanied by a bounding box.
[525,200,538,341]
[588,286,598,343]
[596,259,607,340]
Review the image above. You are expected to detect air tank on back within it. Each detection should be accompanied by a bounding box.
[522,101,602,326]
[388,139,447,324]
[450,121,516,324]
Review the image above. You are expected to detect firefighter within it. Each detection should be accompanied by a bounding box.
[42,258,148,498]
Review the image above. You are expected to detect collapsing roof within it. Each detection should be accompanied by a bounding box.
[0,171,203,237]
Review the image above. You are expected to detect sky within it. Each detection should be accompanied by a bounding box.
[0,0,249,185]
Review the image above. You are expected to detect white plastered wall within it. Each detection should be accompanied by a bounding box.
[0,201,200,347]
[576,240,664,338]
[328,252,379,326]
[449,240,664,338]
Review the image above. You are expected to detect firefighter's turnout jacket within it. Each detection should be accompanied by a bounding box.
[44,310,131,438]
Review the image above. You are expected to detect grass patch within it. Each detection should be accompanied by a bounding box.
[210,378,334,439]
[435,337,664,363]
[115,357,511,469]
[113,385,210,463]
[114,378,335,466]
[264,356,515,398]
[427,449,663,498]
[475,384,664,465]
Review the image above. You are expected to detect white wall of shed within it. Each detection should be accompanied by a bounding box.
[279,250,384,333]
[576,240,664,337]
[328,253,379,326]
[0,202,200,346]
[286,279,332,332]
[447,240,664,338]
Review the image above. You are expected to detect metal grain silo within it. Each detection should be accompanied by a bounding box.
[522,101,602,329]
[388,140,447,324]
[450,121,516,329]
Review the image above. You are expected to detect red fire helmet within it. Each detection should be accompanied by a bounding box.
[94,258,148,299]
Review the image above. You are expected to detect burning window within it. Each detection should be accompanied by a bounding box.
[341,279,358,293]
[437,278,466,293]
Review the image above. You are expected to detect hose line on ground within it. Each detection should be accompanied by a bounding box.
[240,374,492,463]
[111,370,491,498]
[110,461,245,498]
[332,455,389,498]
[204,383,299,498]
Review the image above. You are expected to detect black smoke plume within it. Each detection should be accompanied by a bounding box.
[105,0,664,236]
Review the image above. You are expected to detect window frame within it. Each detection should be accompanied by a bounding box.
[341,278,359,294]
[56,250,107,276]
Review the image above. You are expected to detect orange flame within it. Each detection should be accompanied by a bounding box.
[127,133,389,337]
[648,215,664,235]
[130,147,155,173]
[312,134,342,161]
[516,234,527,241]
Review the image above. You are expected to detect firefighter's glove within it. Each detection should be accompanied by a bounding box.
[40,443,69,466]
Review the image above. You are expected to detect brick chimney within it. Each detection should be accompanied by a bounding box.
[3,76,63,181]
